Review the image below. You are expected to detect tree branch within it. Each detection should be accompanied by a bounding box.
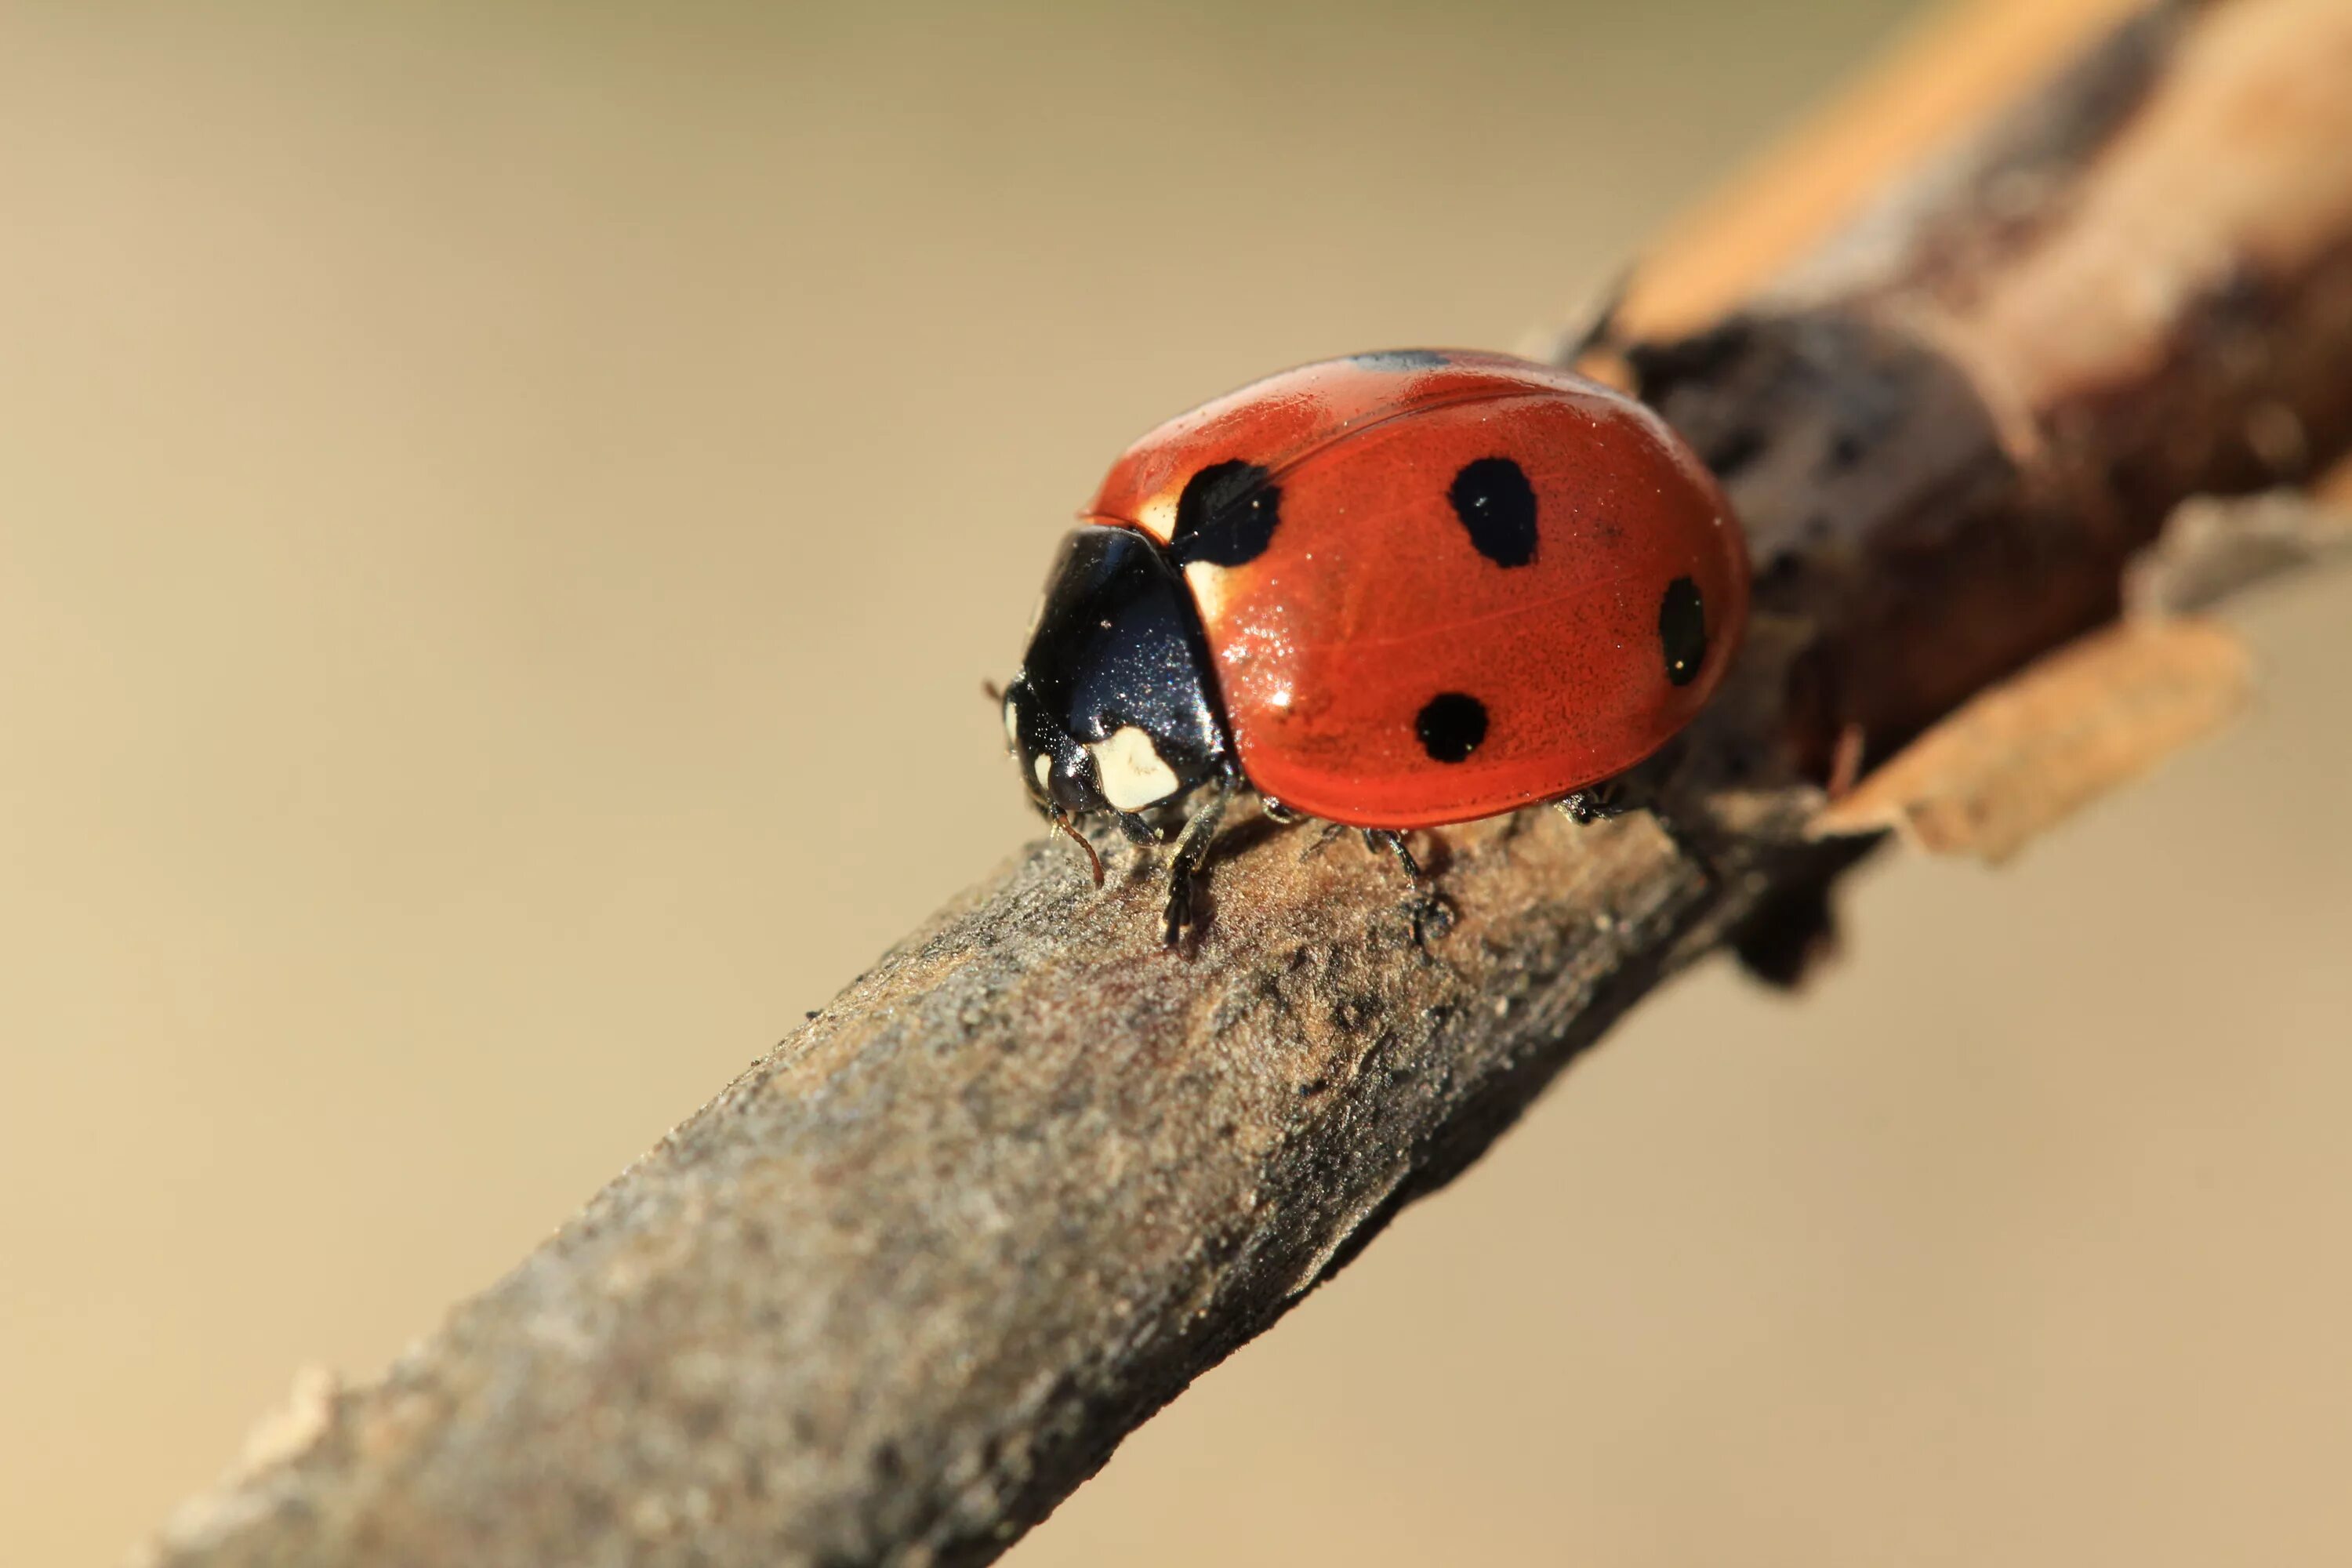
[140,2,2352,1564]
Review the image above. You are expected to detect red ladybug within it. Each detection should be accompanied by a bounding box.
[1001,349,1748,942]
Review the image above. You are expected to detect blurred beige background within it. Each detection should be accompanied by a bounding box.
[3,3,2348,1563]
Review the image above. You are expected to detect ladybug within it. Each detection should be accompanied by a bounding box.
[1000,348,1748,942]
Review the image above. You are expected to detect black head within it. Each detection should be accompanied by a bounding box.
[1001,524,1232,823]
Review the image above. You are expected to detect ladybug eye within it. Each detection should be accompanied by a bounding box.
[1170,459,1281,568]
[1448,456,1538,568]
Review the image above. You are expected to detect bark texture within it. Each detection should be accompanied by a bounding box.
[141,2,2352,1564]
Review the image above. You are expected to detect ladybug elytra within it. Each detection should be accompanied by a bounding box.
[1000,349,1749,942]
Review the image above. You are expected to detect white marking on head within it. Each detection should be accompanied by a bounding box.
[1087,725,1182,812]
[1003,695,1022,751]
[1033,751,1054,793]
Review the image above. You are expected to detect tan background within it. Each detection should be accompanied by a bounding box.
[4,3,2349,1563]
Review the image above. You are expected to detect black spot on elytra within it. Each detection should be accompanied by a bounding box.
[1348,348,1450,372]
[1169,459,1279,567]
[1415,692,1488,763]
[1447,456,1538,568]
[1660,576,1707,687]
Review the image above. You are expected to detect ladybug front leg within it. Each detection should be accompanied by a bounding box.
[1161,778,1234,947]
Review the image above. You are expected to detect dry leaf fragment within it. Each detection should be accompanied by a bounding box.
[1809,618,2251,862]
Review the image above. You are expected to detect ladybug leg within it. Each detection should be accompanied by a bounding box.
[1114,811,1161,848]
[1299,822,1349,862]
[1361,829,1422,882]
[1162,778,1234,946]
[1555,781,1633,825]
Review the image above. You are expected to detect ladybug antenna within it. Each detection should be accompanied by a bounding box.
[1051,814,1105,888]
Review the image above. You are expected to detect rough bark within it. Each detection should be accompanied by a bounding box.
[140,2,2352,1564]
